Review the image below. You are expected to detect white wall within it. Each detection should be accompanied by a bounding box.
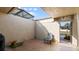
[0,13,35,44]
[35,18,60,42]
[35,21,48,40]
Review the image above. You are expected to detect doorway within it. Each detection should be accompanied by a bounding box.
[59,16,72,43]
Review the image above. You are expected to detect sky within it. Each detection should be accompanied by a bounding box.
[20,7,49,20]
[60,21,71,26]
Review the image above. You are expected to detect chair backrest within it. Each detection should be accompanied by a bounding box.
[47,33,54,40]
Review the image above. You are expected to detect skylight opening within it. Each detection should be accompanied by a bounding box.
[20,7,50,20]
[10,7,50,20]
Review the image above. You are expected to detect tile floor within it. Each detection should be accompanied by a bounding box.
[6,39,77,51]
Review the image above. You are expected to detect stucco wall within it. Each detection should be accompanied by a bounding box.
[35,18,60,42]
[0,13,35,44]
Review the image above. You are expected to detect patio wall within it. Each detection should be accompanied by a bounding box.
[35,18,60,42]
[0,12,35,44]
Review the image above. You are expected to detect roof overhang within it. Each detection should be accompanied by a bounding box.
[0,7,12,13]
[42,7,79,18]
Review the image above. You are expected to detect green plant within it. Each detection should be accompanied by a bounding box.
[8,41,24,48]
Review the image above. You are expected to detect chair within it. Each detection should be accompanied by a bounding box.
[44,33,54,44]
